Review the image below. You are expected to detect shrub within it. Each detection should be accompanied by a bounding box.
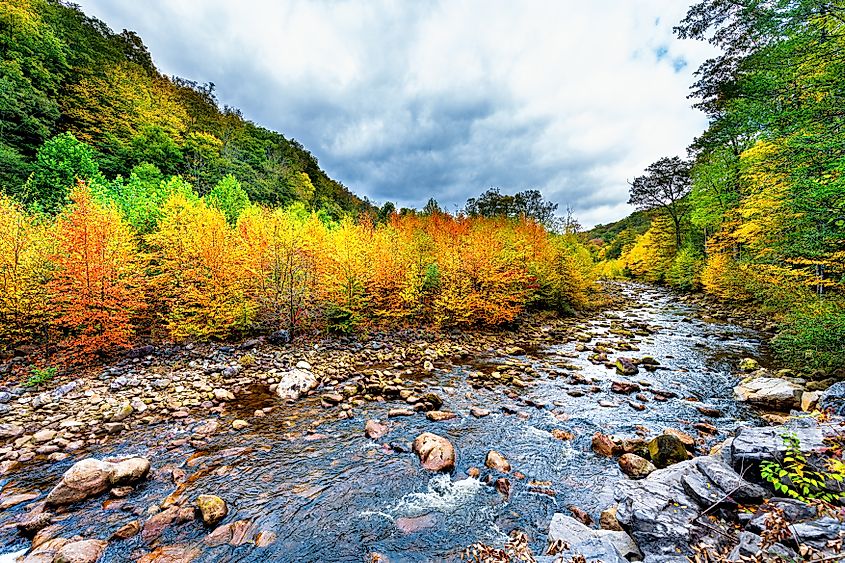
[773,307,845,372]
[24,366,57,388]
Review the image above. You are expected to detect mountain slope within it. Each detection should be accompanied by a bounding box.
[0,0,366,215]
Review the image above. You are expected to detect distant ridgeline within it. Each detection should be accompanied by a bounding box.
[0,0,366,216]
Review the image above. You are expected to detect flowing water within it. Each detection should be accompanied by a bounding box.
[0,284,766,562]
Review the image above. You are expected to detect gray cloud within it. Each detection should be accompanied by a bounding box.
[75,0,717,228]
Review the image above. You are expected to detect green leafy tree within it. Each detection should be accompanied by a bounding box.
[206,174,249,226]
[628,157,691,250]
[23,132,100,213]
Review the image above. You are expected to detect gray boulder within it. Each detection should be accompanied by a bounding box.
[547,514,636,563]
[818,381,845,415]
[727,531,797,562]
[734,376,803,411]
[614,457,765,557]
[730,421,826,470]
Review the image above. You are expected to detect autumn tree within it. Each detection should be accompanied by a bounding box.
[0,194,53,351]
[628,157,692,249]
[49,182,144,357]
[147,193,255,340]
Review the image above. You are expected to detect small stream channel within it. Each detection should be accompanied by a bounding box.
[0,283,766,562]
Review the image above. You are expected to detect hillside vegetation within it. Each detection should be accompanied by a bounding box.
[1,0,364,215]
[591,0,845,374]
[0,1,597,365]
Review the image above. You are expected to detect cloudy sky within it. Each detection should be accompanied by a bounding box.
[76,0,717,227]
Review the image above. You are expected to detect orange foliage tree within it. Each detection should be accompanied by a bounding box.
[49,182,144,357]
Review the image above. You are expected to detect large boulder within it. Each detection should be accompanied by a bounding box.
[818,381,845,415]
[734,377,803,411]
[274,368,318,400]
[614,457,765,557]
[730,420,826,469]
[46,457,150,506]
[546,513,634,563]
[412,432,455,472]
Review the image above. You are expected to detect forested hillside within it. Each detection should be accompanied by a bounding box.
[593,0,845,373]
[0,0,598,365]
[1,0,365,215]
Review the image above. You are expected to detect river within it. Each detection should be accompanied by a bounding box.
[0,283,765,562]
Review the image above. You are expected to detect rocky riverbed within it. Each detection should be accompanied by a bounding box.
[0,283,842,562]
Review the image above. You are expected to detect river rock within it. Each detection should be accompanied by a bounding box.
[425,410,456,422]
[485,450,511,473]
[470,407,490,418]
[45,459,114,506]
[611,381,640,394]
[17,511,53,535]
[730,420,826,469]
[111,457,151,485]
[615,357,638,376]
[818,381,845,415]
[364,420,388,439]
[54,539,107,563]
[22,537,70,563]
[734,376,802,411]
[110,402,133,422]
[138,545,202,563]
[618,453,655,479]
[196,494,228,526]
[274,368,318,400]
[647,434,689,468]
[727,531,798,561]
[110,520,141,540]
[614,457,767,557]
[591,432,621,457]
[412,432,455,472]
[46,457,150,506]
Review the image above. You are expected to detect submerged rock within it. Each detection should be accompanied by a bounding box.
[412,432,455,472]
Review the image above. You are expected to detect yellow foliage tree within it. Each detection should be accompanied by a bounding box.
[0,195,54,351]
[147,193,255,340]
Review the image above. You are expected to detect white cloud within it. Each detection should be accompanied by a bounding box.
[75,0,718,227]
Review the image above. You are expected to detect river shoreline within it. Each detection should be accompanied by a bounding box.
[0,282,841,562]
